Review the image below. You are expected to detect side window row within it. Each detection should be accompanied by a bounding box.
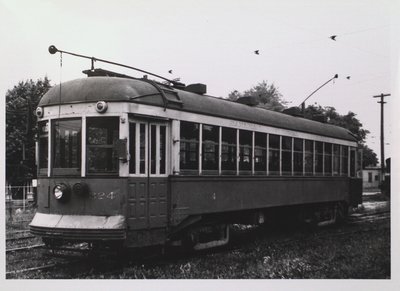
[179,121,357,177]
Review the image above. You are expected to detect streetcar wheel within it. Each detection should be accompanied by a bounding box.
[42,237,63,248]
[335,202,348,224]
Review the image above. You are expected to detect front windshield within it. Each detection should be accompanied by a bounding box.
[52,119,82,175]
[38,121,49,175]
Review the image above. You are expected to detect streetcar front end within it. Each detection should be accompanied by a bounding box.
[30,92,130,246]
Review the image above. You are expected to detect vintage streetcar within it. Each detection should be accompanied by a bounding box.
[30,48,362,250]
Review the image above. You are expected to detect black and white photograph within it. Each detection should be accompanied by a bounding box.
[1,0,398,290]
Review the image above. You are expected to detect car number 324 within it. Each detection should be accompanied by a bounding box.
[89,191,117,200]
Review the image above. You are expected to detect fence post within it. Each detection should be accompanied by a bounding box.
[7,184,13,222]
[27,180,33,201]
[23,182,26,211]
[32,179,38,206]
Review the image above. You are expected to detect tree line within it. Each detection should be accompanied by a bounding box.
[227,81,378,167]
[6,78,51,186]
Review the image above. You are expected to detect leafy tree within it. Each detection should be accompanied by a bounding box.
[6,77,52,188]
[360,144,379,168]
[228,90,241,101]
[228,81,288,111]
[302,105,370,143]
[300,104,377,167]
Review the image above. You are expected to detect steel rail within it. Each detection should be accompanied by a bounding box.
[6,244,45,253]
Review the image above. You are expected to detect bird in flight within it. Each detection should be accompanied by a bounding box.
[346,76,351,79]
[168,70,173,74]
[330,35,337,41]
[254,50,260,55]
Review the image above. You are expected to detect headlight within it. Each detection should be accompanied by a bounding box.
[53,183,70,202]
[95,101,108,113]
[73,182,89,196]
[36,107,44,118]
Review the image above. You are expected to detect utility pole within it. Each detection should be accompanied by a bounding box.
[373,93,390,180]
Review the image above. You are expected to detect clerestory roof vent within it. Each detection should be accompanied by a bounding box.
[282,106,303,117]
[236,96,259,106]
[185,83,207,95]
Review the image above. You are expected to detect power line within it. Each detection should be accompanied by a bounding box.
[340,24,390,36]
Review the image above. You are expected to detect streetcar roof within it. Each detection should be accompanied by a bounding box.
[39,77,357,142]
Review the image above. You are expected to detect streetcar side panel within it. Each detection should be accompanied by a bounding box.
[170,176,355,225]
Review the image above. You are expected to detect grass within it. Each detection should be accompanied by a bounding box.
[78,222,390,279]
[363,192,390,202]
[6,204,36,231]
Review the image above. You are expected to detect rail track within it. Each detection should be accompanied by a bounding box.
[6,244,45,254]
[348,210,390,224]
[6,246,123,278]
[6,243,91,278]
[6,259,81,277]
[7,235,36,242]
[7,229,31,235]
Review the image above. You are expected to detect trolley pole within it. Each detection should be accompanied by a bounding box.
[373,93,390,180]
[300,74,338,115]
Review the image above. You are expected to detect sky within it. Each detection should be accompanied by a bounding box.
[0,0,398,163]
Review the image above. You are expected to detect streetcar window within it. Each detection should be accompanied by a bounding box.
[281,136,292,175]
[129,123,136,174]
[149,124,167,175]
[130,123,159,175]
[87,117,119,174]
[293,138,303,175]
[341,145,349,176]
[239,130,252,174]
[202,124,219,174]
[304,140,314,176]
[160,125,166,175]
[52,119,81,175]
[268,134,280,175]
[333,144,340,176]
[180,121,199,174]
[324,143,332,175]
[315,141,323,175]
[140,124,146,174]
[350,148,356,177]
[221,127,237,174]
[38,121,49,174]
[150,124,157,174]
[254,132,267,174]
